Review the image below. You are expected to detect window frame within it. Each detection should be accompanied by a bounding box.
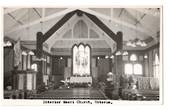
[153,53,159,78]
[124,62,143,75]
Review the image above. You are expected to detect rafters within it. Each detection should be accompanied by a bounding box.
[47,14,116,52]
[125,8,156,34]
[42,8,45,21]
[118,9,124,17]
[6,8,77,34]
[125,8,146,25]
[5,8,156,37]
[80,8,153,36]
[7,13,23,25]
[36,9,119,53]
[53,38,104,41]
[33,8,41,18]
[83,15,115,52]
[4,8,20,14]
[46,14,78,49]
[132,8,160,17]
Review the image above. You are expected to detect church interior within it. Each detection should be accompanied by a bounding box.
[3,8,160,100]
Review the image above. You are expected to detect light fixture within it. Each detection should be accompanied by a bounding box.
[60,57,63,60]
[4,41,12,47]
[115,51,121,56]
[110,55,114,59]
[41,57,46,61]
[130,54,137,61]
[31,63,37,71]
[126,38,147,47]
[105,55,109,59]
[97,57,100,60]
[28,51,34,55]
[126,10,147,48]
[107,72,113,76]
[122,51,128,56]
[22,51,27,56]
[34,56,46,61]
[144,8,159,16]
[115,50,128,56]
[144,54,148,59]
[6,41,12,46]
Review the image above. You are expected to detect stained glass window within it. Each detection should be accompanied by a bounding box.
[73,44,90,76]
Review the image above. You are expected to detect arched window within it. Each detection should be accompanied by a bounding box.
[85,46,90,74]
[73,46,78,74]
[130,54,137,61]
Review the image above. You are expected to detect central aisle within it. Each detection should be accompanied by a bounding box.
[33,88,107,99]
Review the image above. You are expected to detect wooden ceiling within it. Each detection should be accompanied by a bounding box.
[4,8,161,52]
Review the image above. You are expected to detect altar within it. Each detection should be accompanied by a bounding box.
[70,76,92,84]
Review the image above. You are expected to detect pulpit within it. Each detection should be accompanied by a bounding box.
[13,70,37,90]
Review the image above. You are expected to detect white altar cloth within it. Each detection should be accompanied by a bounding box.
[70,76,92,83]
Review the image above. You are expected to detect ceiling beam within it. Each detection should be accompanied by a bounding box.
[54,38,104,41]
[82,10,123,52]
[47,15,115,51]
[80,8,153,37]
[135,13,146,25]
[82,10,117,41]
[42,10,78,42]
[124,9,139,24]
[42,8,45,21]
[125,9,146,25]
[4,8,20,14]
[47,27,71,50]
[46,14,79,49]
[118,8,124,17]
[47,10,117,52]
[132,8,160,17]
[37,9,121,54]
[6,8,76,35]
[125,9,156,35]
[33,8,41,18]
[83,15,115,52]
[110,8,113,19]
[47,13,99,49]
[7,13,23,25]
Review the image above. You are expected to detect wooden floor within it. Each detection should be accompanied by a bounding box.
[33,88,107,99]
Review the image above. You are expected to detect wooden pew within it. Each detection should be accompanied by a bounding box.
[122,89,159,100]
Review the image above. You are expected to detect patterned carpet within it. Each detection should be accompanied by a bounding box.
[32,88,107,99]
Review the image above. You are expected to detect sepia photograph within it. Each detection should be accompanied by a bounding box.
[3,7,162,103]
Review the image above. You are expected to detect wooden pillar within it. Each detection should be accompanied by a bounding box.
[109,58,112,72]
[36,32,43,58]
[115,31,123,75]
[36,32,43,88]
